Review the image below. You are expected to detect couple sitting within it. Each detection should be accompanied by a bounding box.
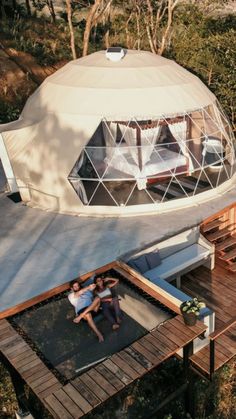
[68,275,122,342]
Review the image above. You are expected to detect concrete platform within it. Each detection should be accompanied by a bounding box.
[1,185,236,314]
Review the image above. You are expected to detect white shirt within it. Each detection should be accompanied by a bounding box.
[68,290,93,314]
[97,288,112,299]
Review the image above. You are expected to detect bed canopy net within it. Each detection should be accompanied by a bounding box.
[68,103,235,207]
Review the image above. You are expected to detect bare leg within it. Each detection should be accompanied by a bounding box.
[112,297,122,323]
[73,297,100,323]
[102,301,120,330]
[85,313,104,342]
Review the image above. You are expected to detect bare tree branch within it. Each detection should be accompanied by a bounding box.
[66,0,77,59]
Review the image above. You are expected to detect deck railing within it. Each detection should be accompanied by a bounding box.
[209,316,236,380]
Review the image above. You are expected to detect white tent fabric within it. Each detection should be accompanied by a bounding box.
[21,50,216,119]
[0,49,234,214]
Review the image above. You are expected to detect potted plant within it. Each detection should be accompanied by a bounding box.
[180,298,206,326]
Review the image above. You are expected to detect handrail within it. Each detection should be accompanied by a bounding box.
[209,317,236,340]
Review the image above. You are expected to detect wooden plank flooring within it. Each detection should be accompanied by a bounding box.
[182,263,236,328]
[0,315,206,419]
[181,262,236,376]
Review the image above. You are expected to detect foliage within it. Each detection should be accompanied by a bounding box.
[180,297,206,315]
[0,361,18,418]
[1,18,74,65]
[169,6,236,130]
[0,102,21,124]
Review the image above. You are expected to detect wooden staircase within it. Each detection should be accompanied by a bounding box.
[201,204,236,273]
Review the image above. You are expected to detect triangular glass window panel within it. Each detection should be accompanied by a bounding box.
[188,111,206,136]
[147,182,167,202]
[89,182,117,206]
[81,180,100,204]
[187,140,205,172]
[164,177,189,199]
[103,180,136,206]
[69,178,99,205]
[87,122,106,147]
[102,147,135,180]
[147,178,171,202]
[126,185,154,206]
[169,175,196,196]
[193,170,212,196]
[215,164,231,187]
[74,150,98,179]
[85,147,108,178]
[102,120,117,146]
[116,119,136,146]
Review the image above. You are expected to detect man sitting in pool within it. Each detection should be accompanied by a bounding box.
[74,275,122,331]
[68,279,104,343]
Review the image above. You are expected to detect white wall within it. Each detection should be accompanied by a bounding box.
[0,133,18,193]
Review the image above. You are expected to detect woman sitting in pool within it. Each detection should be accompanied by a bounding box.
[74,276,122,330]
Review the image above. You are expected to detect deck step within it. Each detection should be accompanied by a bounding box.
[206,225,236,242]
[220,247,236,261]
[227,262,236,272]
[215,235,236,252]
[202,218,225,233]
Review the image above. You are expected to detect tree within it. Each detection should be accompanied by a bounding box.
[120,0,180,55]
[66,0,77,59]
[82,0,113,57]
[32,0,56,23]
[46,0,56,23]
[143,0,180,55]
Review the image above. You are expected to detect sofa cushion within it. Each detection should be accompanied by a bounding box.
[128,260,139,271]
[148,277,212,320]
[151,276,190,302]
[145,250,161,270]
[145,244,210,282]
[129,255,149,274]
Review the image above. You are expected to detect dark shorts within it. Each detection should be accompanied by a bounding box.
[77,306,88,317]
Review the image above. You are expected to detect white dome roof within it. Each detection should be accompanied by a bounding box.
[22,50,216,120]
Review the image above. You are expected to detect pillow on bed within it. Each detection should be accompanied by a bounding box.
[129,255,149,274]
[145,250,162,269]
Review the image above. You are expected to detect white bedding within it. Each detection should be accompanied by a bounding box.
[105,147,187,179]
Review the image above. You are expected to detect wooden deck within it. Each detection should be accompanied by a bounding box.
[0,314,206,418]
[183,268,236,377]
[181,204,236,377]
[1,203,236,416]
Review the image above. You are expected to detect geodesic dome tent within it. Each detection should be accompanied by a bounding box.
[0,49,235,215]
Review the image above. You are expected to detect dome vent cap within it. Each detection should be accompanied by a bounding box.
[106,47,125,62]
